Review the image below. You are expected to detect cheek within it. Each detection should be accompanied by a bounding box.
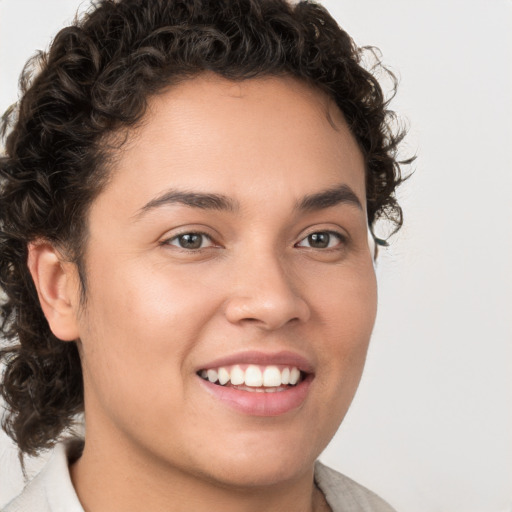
[311,260,377,340]
[76,258,223,411]
[84,253,221,339]
[294,265,377,457]
[310,263,377,397]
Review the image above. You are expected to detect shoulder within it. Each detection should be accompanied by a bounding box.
[314,461,397,512]
[2,440,84,512]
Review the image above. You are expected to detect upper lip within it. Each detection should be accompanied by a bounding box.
[196,350,315,374]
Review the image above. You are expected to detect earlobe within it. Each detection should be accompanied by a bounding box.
[27,241,80,341]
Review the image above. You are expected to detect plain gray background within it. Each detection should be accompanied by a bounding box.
[1,1,511,511]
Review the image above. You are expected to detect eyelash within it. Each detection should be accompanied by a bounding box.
[162,230,346,252]
[294,230,346,250]
[163,231,216,251]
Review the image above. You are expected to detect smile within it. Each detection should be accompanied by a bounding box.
[198,364,304,392]
[196,355,313,416]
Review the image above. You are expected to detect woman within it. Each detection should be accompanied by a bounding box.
[0,1,407,510]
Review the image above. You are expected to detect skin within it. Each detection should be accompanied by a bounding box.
[30,74,377,512]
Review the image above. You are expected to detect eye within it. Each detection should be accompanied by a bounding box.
[166,232,215,250]
[296,231,344,249]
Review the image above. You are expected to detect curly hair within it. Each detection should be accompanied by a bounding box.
[0,0,409,455]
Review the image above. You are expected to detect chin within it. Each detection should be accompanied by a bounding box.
[186,431,323,490]
[203,456,314,490]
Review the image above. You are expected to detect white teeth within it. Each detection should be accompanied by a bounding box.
[200,364,304,388]
[218,367,230,385]
[207,369,218,383]
[230,365,245,385]
[245,365,263,387]
[289,367,300,385]
[263,366,282,387]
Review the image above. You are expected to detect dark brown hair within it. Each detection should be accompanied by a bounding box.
[0,0,409,455]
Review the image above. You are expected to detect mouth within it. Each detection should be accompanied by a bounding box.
[196,353,314,416]
[197,364,307,393]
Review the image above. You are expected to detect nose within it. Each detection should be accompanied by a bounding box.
[223,251,311,330]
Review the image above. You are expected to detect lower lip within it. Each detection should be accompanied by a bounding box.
[198,375,313,416]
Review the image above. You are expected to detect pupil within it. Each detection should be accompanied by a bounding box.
[179,234,202,249]
[309,232,329,248]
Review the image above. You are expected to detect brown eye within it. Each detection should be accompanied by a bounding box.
[296,231,343,249]
[308,233,329,248]
[167,233,213,250]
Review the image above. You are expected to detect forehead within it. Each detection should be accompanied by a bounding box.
[148,73,344,127]
[96,73,366,217]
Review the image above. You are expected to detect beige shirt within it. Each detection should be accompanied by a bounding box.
[3,441,397,512]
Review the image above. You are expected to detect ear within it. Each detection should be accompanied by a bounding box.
[27,241,81,341]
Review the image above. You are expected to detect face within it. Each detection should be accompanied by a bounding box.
[72,74,377,489]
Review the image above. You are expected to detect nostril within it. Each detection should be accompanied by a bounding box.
[224,294,310,330]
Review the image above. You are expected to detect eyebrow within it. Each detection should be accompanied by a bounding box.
[296,184,363,212]
[136,189,240,217]
[135,183,362,219]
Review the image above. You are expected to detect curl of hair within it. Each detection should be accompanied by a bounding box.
[0,0,410,455]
